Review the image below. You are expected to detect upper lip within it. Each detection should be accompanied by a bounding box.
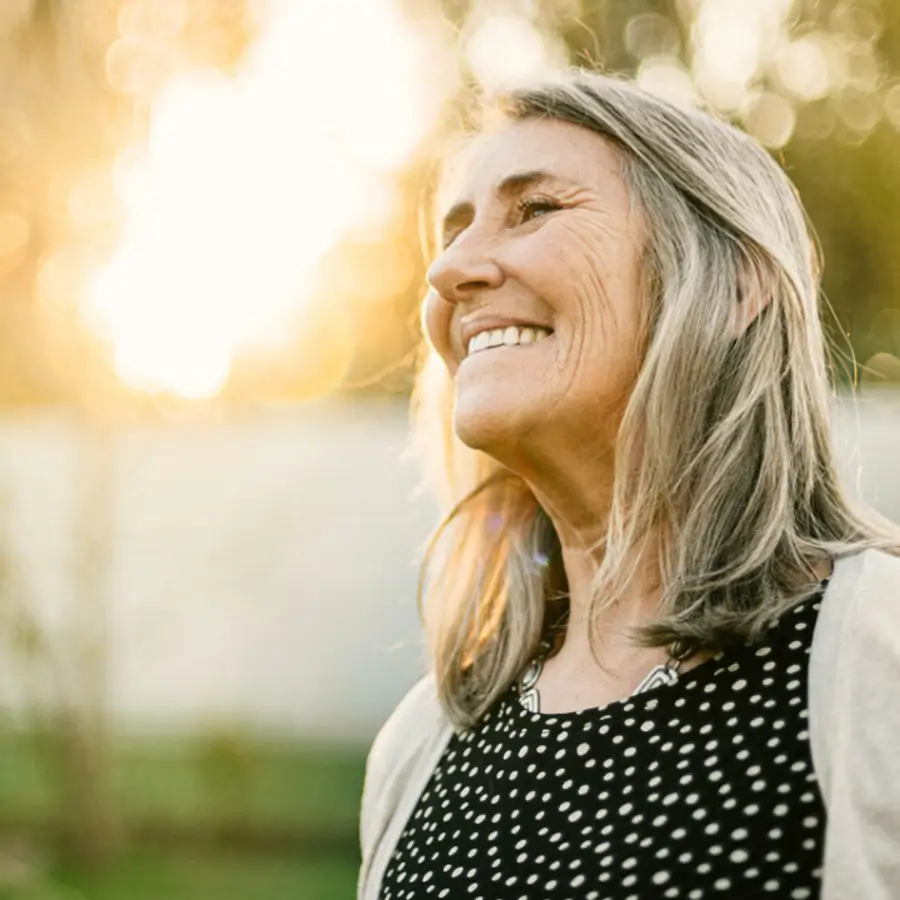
[459,315,554,354]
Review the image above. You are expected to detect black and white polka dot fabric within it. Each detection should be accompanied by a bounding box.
[380,587,827,899]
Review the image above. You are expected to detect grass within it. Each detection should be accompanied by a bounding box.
[0,728,366,900]
[52,851,358,900]
[0,729,367,832]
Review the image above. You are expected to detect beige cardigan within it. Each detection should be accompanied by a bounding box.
[358,548,900,900]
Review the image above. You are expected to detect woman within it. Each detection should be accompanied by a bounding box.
[358,70,900,900]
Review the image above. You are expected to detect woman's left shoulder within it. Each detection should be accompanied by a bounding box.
[839,546,900,643]
[809,548,900,793]
[813,547,900,691]
[811,547,900,898]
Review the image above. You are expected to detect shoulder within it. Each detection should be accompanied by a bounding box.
[836,546,900,716]
[850,546,900,621]
[825,547,900,658]
[810,547,900,796]
[829,547,900,735]
[811,548,900,897]
[365,673,446,788]
[359,673,450,853]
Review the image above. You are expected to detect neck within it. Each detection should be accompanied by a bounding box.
[515,449,664,670]
[554,539,663,663]
[529,480,663,670]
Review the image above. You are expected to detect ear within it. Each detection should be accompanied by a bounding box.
[731,252,771,339]
[732,291,770,338]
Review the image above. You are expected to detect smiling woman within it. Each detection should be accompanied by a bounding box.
[358,70,900,900]
[424,117,646,459]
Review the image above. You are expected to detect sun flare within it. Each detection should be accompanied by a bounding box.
[86,0,453,398]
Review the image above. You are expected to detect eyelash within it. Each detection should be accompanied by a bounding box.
[516,195,563,221]
[442,196,562,249]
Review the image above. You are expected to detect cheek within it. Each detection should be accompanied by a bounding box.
[533,223,644,340]
[421,290,457,374]
[516,228,644,395]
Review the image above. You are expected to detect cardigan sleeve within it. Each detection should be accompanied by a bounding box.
[818,548,900,900]
[358,673,450,900]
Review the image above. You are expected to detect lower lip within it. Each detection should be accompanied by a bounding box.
[464,337,553,360]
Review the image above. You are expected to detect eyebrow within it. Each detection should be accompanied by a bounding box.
[440,169,562,242]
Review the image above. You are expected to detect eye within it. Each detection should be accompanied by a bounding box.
[516,196,562,223]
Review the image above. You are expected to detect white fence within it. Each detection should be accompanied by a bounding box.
[0,392,896,744]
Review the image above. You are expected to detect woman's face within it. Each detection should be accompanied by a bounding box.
[423,117,647,458]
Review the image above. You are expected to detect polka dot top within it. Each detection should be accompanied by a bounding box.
[380,587,827,900]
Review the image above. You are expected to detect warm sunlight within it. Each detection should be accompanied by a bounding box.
[86,0,453,398]
[691,0,792,112]
[464,13,564,91]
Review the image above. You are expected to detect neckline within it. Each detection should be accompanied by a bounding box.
[507,577,831,724]
[509,645,726,723]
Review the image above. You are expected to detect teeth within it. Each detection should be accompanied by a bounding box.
[471,331,491,353]
[466,325,551,357]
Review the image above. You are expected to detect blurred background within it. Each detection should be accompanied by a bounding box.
[0,0,897,897]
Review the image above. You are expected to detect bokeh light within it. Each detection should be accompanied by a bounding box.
[834,86,882,134]
[464,14,565,90]
[637,56,695,108]
[743,90,797,149]
[625,13,681,62]
[86,0,455,399]
[777,35,832,102]
[691,0,782,112]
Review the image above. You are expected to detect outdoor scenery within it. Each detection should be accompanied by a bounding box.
[0,0,898,898]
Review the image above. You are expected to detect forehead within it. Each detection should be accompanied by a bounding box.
[439,118,624,207]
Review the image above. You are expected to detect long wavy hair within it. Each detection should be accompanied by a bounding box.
[409,70,900,731]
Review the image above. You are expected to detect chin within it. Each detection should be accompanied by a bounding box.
[453,389,539,455]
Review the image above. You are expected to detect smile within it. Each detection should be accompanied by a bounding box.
[466,325,553,357]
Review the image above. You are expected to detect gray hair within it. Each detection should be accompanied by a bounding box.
[410,70,900,731]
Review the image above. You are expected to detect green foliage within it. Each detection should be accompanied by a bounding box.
[0,852,357,900]
[0,729,364,899]
[0,732,364,900]
[0,729,365,834]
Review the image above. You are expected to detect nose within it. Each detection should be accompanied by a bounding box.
[426,238,504,304]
